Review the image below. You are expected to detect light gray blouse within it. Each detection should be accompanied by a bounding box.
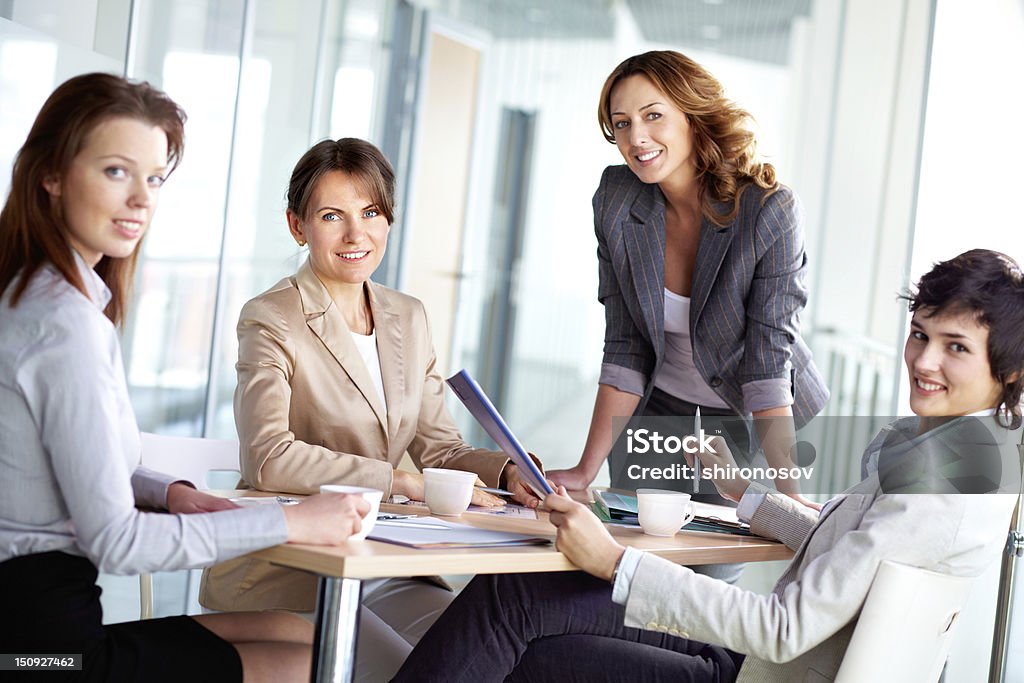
[0,254,287,574]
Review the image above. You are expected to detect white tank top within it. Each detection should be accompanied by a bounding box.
[653,288,730,408]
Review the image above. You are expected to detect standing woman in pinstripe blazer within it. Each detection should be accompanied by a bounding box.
[549,51,829,518]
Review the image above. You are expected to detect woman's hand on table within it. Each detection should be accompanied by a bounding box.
[502,464,544,509]
[393,469,506,507]
[470,483,506,507]
[282,493,370,545]
[545,486,625,582]
[391,469,425,502]
[166,482,240,514]
[547,465,595,492]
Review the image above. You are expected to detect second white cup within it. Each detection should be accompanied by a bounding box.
[422,468,477,516]
[636,489,696,537]
[319,484,384,540]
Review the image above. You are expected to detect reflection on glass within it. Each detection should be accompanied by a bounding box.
[203,0,392,439]
[125,0,245,435]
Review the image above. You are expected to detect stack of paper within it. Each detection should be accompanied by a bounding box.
[368,517,551,549]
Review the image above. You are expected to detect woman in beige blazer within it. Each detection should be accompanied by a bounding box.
[201,138,541,682]
[393,249,1024,682]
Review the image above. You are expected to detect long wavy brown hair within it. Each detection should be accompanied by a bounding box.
[598,50,777,225]
[0,72,186,326]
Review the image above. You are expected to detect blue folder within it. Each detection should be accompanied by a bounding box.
[445,370,554,498]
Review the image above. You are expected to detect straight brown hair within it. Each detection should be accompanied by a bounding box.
[287,138,395,225]
[0,72,186,326]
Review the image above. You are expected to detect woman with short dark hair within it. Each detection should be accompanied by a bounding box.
[394,248,1023,683]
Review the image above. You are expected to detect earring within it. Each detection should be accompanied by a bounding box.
[297,239,306,247]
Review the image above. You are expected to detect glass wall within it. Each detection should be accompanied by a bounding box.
[123,0,397,438]
[124,0,247,435]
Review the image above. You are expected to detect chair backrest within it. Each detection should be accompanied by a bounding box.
[137,432,241,620]
[835,560,976,683]
[138,432,240,490]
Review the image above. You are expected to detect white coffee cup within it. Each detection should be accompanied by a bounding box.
[636,489,696,537]
[319,484,384,540]
[422,468,477,516]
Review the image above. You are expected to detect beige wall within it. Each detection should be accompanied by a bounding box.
[403,31,481,374]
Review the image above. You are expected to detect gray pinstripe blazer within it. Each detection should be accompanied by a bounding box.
[595,164,829,426]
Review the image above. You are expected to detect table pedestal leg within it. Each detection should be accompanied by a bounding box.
[990,497,1022,682]
[311,576,362,683]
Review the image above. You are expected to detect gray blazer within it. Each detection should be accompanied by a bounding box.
[623,417,1020,682]
[594,165,828,424]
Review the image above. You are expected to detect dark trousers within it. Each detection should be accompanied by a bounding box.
[392,571,743,683]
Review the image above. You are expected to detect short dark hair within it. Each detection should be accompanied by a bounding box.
[286,138,395,224]
[903,249,1024,428]
[0,72,186,326]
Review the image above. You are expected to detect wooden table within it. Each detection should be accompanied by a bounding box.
[241,496,793,683]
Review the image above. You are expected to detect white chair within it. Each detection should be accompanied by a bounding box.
[835,560,976,683]
[137,432,241,619]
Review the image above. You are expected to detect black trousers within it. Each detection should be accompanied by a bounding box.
[392,571,743,683]
[0,551,241,682]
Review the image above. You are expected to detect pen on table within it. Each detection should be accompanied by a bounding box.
[692,407,701,493]
[477,487,514,496]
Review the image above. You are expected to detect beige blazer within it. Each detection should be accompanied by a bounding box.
[623,417,1020,682]
[201,262,510,611]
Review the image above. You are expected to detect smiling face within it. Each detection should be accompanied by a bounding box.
[904,308,1003,420]
[609,74,696,189]
[43,116,169,267]
[288,170,390,292]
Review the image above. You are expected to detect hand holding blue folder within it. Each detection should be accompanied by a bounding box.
[446,370,554,499]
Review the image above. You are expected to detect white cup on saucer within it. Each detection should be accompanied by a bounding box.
[636,489,695,537]
[319,484,384,540]
[422,468,477,516]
